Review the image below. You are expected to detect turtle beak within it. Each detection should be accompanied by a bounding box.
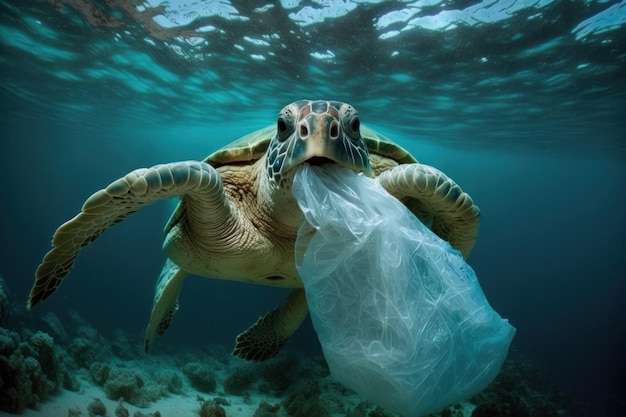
[299,114,339,162]
[287,114,371,175]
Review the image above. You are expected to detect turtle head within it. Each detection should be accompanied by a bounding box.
[265,100,372,187]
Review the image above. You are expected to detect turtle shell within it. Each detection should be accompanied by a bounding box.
[205,125,416,168]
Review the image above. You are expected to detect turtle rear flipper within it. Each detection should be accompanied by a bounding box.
[144,258,189,353]
[233,288,308,362]
[29,161,228,309]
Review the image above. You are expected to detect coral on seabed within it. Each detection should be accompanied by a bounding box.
[115,399,130,417]
[182,361,217,393]
[222,364,255,395]
[66,311,113,368]
[89,363,184,407]
[87,398,107,417]
[468,354,574,417]
[133,411,162,417]
[0,274,77,412]
[282,379,331,417]
[90,361,111,386]
[153,368,183,394]
[0,273,579,417]
[104,367,147,406]
[253,401,280,417]
[69,336,107,368]
[0,328,64,413]
[111,328,143,360]
[213,397,230,407]
[68,405,83,416]
[199,399,227,417]
[257,353,299,395]
[41,312,71,344]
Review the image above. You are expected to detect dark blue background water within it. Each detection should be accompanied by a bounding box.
[1,0,625,415]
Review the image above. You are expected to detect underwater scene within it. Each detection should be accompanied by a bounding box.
[0,0,625,416]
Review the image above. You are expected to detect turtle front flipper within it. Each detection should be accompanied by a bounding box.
[28,161,228,309]
[144,257,189,353]
[233,288,308,362]
[377,163,480,259]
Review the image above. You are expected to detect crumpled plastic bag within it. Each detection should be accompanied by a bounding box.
[293,164,515,417]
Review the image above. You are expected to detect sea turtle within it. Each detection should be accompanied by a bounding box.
[28,99,480,361]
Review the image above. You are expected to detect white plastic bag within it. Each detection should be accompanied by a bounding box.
[293,164,515,417]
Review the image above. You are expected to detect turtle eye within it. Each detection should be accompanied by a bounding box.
[339,103,361,140]
[350,117,360,133]
[277,111,295,142]
[277,118,287,133]
[344,115,361,140]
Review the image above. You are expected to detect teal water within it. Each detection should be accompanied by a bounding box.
[1,0,625,416]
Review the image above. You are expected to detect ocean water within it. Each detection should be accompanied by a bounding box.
[0,0,624,416]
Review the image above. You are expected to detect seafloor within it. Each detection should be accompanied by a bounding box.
[0,275,579,417]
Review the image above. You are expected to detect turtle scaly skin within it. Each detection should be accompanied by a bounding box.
[28,100,480,361]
